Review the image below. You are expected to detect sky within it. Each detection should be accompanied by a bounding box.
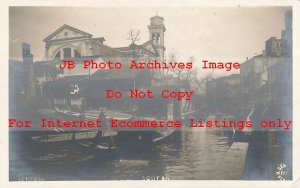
[9,6,291,76]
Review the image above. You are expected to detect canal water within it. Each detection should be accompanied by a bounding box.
[9,130,230,180]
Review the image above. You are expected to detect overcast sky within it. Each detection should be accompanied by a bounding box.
[9,6,291,76]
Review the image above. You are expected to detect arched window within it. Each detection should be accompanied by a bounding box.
[63,48,71,58]
[74,49,81,58]
[54,48,81,59]
[152,32,160,45]
[54,51,61,59]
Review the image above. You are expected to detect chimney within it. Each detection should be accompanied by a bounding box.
[22,42,36,100]
[22,42,33,62]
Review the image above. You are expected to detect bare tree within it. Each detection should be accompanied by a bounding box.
[192,70,214,95]
[181,56,214,112]
[181,56,196,81]
[188,70,214,111]
[168,50,183,82]
[159,54,214,112]
[127,29,140,44]
[156,50,179,82]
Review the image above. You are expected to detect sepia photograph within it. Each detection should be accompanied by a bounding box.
[7,4,294,183]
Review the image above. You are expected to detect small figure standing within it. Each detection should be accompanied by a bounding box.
[93,109,107,145]
[99,109,108,129]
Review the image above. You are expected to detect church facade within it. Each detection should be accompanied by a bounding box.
[32,15,174,114]
[42,15,166,64]
[34,15,167,85]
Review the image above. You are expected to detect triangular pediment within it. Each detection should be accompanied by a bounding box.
[43,24,92,42]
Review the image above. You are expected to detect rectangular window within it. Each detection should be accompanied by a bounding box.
[63,48,71,58]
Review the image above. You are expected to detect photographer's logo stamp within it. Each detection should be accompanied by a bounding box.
[276,163,289,180]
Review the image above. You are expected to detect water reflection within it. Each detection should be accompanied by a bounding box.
[9,130,229,180]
